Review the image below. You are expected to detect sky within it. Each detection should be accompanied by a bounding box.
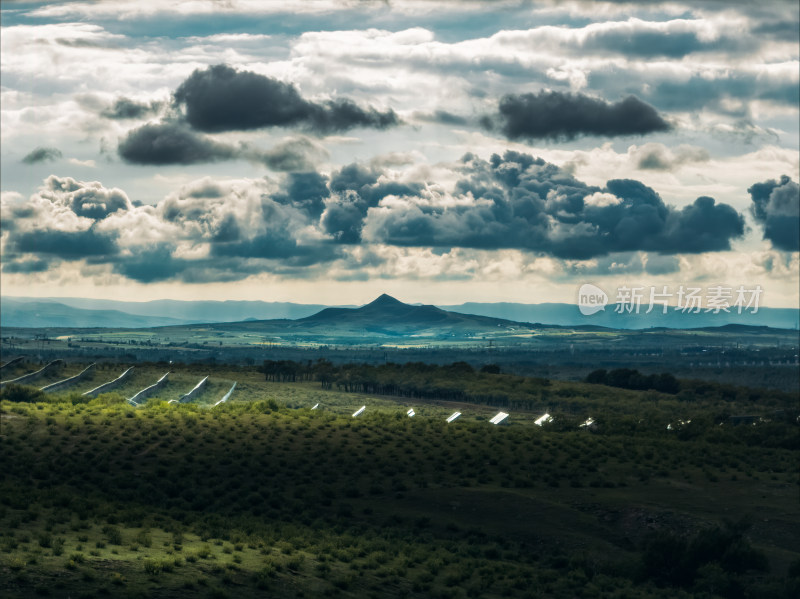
[1,0,798,308]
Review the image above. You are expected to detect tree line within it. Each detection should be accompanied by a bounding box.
[263,359,553,409]
[585,368,680,394]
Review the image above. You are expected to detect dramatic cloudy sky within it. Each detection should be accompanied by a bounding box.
[1,0,798,307]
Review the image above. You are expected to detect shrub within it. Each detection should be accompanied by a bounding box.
[0,384,46,403]
[103,525,122,545]
[640,517,768,589]
[143,559,163,575]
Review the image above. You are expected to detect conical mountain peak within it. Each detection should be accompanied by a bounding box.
[365,294,406,308]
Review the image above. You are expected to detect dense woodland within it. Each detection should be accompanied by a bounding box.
[0,358,798,598]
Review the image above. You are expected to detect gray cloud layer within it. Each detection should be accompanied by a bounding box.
[1,153,751,283]
[581,23,753,58]
[484,92,671,141]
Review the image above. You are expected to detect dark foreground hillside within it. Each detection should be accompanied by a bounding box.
[0,368,798,599]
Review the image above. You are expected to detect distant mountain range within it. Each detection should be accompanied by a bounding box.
[1,294,798,331]
[0,297,339,329]
[441,302,800,330]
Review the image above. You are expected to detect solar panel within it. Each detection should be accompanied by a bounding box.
[534,413,552,426]
[179,375,208,403]
[213,382,236,407]
[446,412,461,423]
[407,408,415,417]
[83,366,134,398]
[489,412,509,425]
[40,363,96,392]
[1,359,63,388]
[352,406,366,418]
[127,371,169,405]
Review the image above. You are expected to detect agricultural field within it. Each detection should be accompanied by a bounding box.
[1,358,798,598]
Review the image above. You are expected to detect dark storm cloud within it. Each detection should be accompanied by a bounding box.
[118,123,237,165]
[322,163,424,243]
[1,258,50,274]
[110,243,189,283]
[3,154,750,284]
[22,146,62,164]
[274,172,331,218]
[362,151,744,259]
[211,233,339,262]
[748,175,800,252]
[173,64,400,134]
[102,97,162,119]
[661,195,745,253]
[8,227,118,259]
[484,92,671,141]
[118,123,326,171]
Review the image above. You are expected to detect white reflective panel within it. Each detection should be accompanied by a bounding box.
[128,372,170,406]
[352,406,366,417]
[580,417,595,428]
[446,412,461,423]
[490,411,509,425]
[214,382,236,407]
[311,403,319,410]
[83,366,134,397]
[407,408,415,417]
[534,413,552,426]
